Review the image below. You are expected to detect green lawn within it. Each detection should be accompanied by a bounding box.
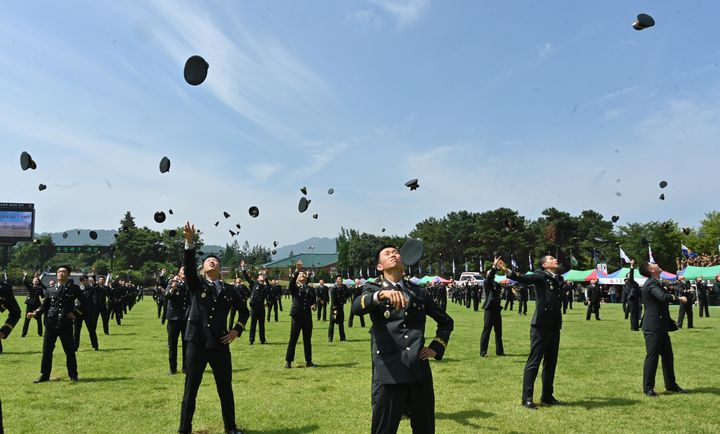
[2,298,719,433]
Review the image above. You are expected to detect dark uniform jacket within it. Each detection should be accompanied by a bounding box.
[673,281,694,304]
[0,282,21,337]
[165,281,190,321]
[625,268,641,302]
[33,282,84,329]
[482,269,503,311]
[586,284,602,305]
[233,283,250,307]
[184,248,249,351]
[23,277,46,309]
[329,284,348,313]
[507,269,564,329]
[641,277,676,333]
[288,272,316,319]
[242,270,268,308]
[91,284,110,312]
[316,284,329,305]
[78,284,97,314]
[696,281,708,301]
[352,276,454,385]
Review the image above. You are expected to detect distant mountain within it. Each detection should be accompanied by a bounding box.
[271,237,336,259]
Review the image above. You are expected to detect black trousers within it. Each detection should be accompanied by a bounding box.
[277,297,283,311]
[698,299,710,317]
[643,331,677,393]
[267,301,279,322]
[73,312,99,350]
[22,305,43,337]
[479,310,503,356]
[371,380,434,434]
[167,320,187,373]
[623,299,629,319]
[285,316,313,363]
[179,343,237,433]
[629,301,641,331]
[472,296,480,311]
[522,326,560,402]
[348,306,365,328]
[465,296,471,308]
[328,311,345,342]
[157,302,163,318]
[110,303,123,325]
[249,305,266,343]
[677,304,693,328]
[439,300,447,312]
[503,299,514,311]
[518,299,528,315]
[41,324,78,378]
[586,303,600,320]
[95,309,110,335]
[316,303,327,321]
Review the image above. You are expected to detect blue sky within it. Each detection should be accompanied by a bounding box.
[1,0,719,249]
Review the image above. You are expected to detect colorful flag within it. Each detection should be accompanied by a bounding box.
[619,247,631,263]
[570,253,579,268]
[681,244,698,258]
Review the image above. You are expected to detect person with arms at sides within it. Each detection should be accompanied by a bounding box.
[348,279,366,328]
[480,257,505,357]
[285,260,317,368]
[500,255,564,409]
[517,283,529,316]
[73,274,99,351]
[27,265,85,382]
[585,279,602,321]
[240,261,268,345]
[353,244,453,434]
[178,222,248,434]
[695,277,710,318]
[228,277,250,331]
[166,271,189,375]
[624,260,642,331]
[638,261,687,397]
[21,271,45,337]
[315,279,329,322]
[93,274,111,335]
[674,276,694,329]
[328,276,348,343]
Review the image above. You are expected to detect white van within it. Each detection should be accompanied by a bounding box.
[458,272,483,286]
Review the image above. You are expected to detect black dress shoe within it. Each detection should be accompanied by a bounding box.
[249,341,254,345]
[225,428,243,434]
[69,376,79,382]
[260,341,268,345]
[541,396,562,405]
[479,353,487,357]
[645,389,658,397]
[284,361,292,369]
[521,400,537,409]
[306,362,317,368]
[496,353,506,357]
[169,370,178,375]
[94,347,99,351]
[33,376,49,384]
[667,386,686,394]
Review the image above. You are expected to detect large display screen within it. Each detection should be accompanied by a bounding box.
[0,203,35,243]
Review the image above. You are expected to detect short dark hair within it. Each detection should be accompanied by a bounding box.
[376,244,397,264]
[538,255,550,270]
[639,262,652,278]
[57,265,72,273]
[80,274,89,281]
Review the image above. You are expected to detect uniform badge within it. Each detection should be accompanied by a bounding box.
[384,310,390,319]
[201,292,207,298]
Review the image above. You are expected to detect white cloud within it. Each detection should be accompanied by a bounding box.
[366,0,431,28]
[249,162,283,182]
[537,42,553,58]
[346,9,384,28]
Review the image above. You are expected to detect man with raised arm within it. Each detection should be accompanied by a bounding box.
[353,244,453,433]
[178,222,248,434]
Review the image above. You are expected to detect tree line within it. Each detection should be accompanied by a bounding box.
[336,208,720,279]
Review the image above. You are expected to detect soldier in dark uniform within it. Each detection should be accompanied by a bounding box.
[265,278,278,323]
[353,244,453,433]
[166,271,190,374]
[502,255,564,409]
[94,275,111,335]
[436,282,448,312]
[471,282,481,311]
[621,274,631,320]
[585,279,601,321]
[347,279,366,328]
[625,261,641,331]
[109,278,124,326]
[0,280,22,354]
[674,276,694,329]
[274,280,283,312]
[481,259,505,357]
[285,260,317,368]
[562,281,574,313]
[517,283,529,316]
[21,272,45,337]
[328,276,347,342]
[464,281,472,308]
[27,265,85,383]
[228,278,250,330]
[315,280,329,321]
[240,261,268,345]
[696,277,710,317]
[503,285,515,311]
[178,222,248,434]
[155,269,170,321]
[73,274,99,351]
[638,261,687,397]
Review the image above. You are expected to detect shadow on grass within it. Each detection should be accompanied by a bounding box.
[564,396,640,410]
[78,376,133,383]
[317,362,357,368]
[4,350,42,355]
[244,423,320,433]
[99,347,133,352]
[686,387,720,395]
[436,409,494,429]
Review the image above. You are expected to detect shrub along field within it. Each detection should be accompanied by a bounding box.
[1,296,719,433]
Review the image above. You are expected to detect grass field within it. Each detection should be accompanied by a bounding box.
[2,297,719,433]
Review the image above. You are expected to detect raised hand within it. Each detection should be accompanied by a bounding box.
[183,222,195,243]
